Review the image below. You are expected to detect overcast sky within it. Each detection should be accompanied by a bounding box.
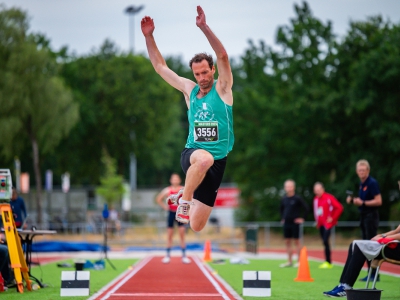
[3,0,400,62]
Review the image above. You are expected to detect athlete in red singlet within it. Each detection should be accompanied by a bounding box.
[156,173,190,264]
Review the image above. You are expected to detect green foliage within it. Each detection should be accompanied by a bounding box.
[228,2,400,222]
[54,41,185,186]
[0,5,79,223]
[96,150,125,205]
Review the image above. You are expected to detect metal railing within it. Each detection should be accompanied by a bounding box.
[37,221,400,252]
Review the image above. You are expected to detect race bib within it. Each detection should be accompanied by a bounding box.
[194,121,219,142]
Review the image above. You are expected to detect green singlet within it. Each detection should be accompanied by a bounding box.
[185,81,234,160]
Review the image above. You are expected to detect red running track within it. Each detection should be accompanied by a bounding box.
[90,256,238,300]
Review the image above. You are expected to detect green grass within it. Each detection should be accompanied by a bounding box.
[4,258,137,300]
[209,259,400,300]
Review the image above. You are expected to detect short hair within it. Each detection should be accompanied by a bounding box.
[189,53,214,69]
[284,179,296,187]
[356,159,370,170]
[314,182,324,189]
[170,173,181,179]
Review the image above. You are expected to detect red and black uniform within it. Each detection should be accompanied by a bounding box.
[167,187,185,228]
[313,192,343,263]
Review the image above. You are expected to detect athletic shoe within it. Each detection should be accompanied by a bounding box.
[162,256,170,264]
[182,257,191,264]
[323,285,347,297]
[175,203,190,224]
[279,262,293,268]
[167,188,184,206]
[319,262,333,269]
[293,262,299,268]
[359,274,380,282]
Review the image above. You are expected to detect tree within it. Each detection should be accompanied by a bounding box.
[0,6,79,224]
[229,2,337,221]
[55,41,185,186]
[229,2,400,222]
[96,150,125,205]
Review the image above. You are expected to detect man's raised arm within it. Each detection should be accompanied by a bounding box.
[141,16,194,102]
[195,6,233,103]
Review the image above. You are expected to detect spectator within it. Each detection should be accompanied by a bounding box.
[346,159,382,281]
[108,205,121,235]
[280,179,309,268]
[323,225,400,297]
[313,182,343,269]
[156,173,190,264]
[10,187,27,229]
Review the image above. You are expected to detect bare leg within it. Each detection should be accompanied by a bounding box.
[189,199,213,232]
[178,226,186,249]
[166,228,174,249]
[285,238,293,263]
[182,150,214,201]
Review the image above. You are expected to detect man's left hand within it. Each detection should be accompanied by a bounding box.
[196,6,206,28]
[294,218,304,224]
[353,197,364,206]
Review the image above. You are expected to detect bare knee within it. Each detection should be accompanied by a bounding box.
[191,151,214,173]
[190,221,206,232]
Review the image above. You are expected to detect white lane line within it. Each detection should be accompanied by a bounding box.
[111,292,221,297]
[193,256,231,300]
[202,261,243,300]
[88,256,153,300]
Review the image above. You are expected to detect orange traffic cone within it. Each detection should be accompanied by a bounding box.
[203,240,212,262]
[294,246,314,282]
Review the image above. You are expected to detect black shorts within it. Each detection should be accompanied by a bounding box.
[180,148,227,207]
[167,210,185,228]
[283,222,300,239]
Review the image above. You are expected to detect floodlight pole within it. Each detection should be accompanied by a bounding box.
[125,5,144,53]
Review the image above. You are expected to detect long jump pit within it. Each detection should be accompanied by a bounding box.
[89,255,240,300]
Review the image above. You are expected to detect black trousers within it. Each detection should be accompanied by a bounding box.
[360,210,379,240]
[360,210,379,272]
[340,242,400,286]
[319,226,331,264]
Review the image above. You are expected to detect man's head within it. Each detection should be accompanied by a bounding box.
[356,159,370,182]
[11,187,17,200]
[313,182,325,197]
[189,53,215,90]
[169,173,181,187]
[284,179,296,196]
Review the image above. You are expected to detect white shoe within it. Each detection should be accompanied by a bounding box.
[293,262,299,268]
[279,262,293,268]
[167,188,184,205]
[162,256,170,264]
[175,203,190,224]
[182,257,191,264]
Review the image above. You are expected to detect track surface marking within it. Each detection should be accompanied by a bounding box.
[92,256,237,300]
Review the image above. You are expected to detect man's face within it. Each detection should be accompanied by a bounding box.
[356,165,369,181]
[284,181,295,195]
[11,189,17,200]
[314,184,324,197]
[170,174,181,186]
[191,60,215,90]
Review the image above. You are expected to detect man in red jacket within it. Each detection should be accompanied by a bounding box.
[313,182,344,269]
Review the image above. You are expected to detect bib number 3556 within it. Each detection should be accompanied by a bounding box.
[194,121,219,142]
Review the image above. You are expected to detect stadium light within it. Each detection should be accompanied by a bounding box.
[125,5,144,53]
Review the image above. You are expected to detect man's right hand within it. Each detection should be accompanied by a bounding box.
[346,196,353,204]
[141,16,155,36]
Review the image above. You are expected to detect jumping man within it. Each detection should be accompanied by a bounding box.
[141,6,234,232]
